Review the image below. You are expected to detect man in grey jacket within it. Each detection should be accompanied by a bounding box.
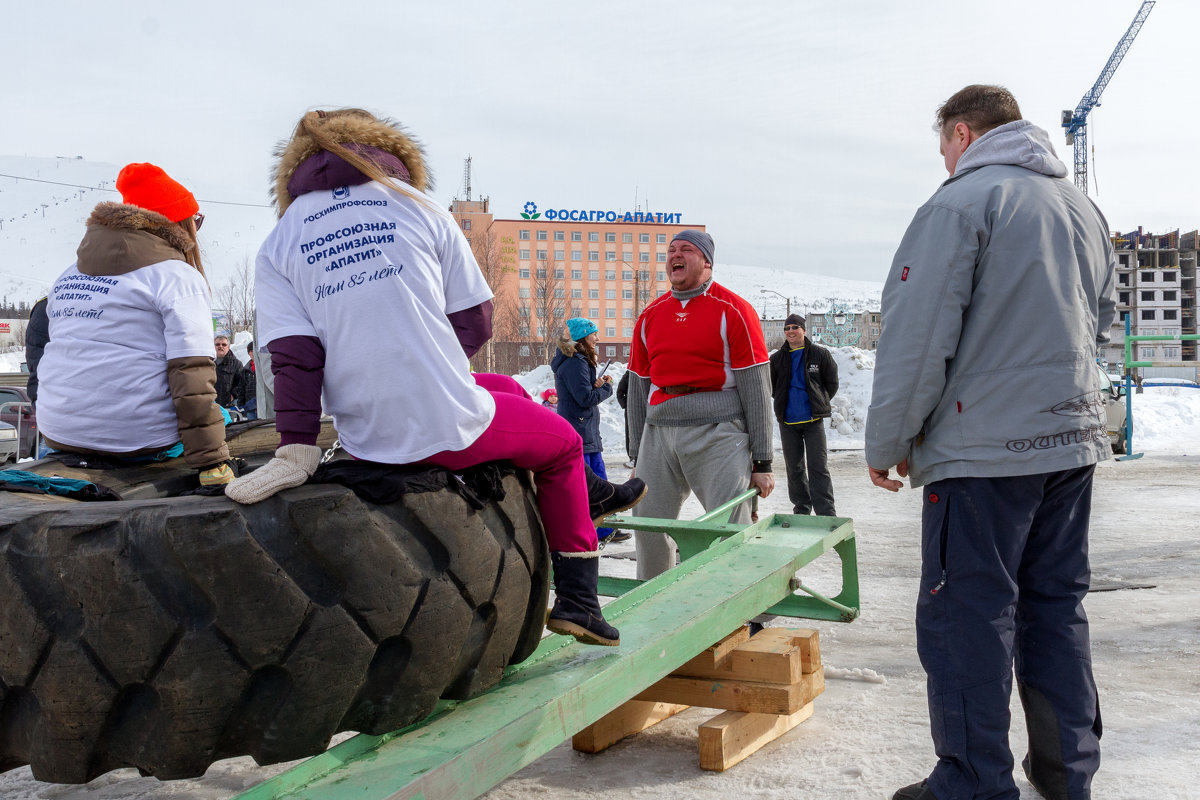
[866,86,1116,800]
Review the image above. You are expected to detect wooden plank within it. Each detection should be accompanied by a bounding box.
[673,628,821,684]
[572,700,690,753]
[635,670,824,715]
[698,702,815,771]
[675,626,751,672]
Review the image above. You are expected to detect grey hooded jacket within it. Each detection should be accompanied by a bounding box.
[865,120,1117,487]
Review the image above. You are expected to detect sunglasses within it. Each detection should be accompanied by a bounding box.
[784,325,803,331]
[193,213,205,231]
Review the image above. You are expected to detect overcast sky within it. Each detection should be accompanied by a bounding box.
[3,0,1194,282]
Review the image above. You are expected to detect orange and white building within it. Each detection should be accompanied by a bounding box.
[450,197,704,372]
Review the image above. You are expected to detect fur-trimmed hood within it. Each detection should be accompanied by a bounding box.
[270,111,431,218]
[557,335,580,358]
[75,202,195,276]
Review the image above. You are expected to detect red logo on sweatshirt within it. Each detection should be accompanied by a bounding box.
[901,266,910,281]
[928,493,939,504]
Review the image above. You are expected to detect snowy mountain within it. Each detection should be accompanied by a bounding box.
[0,155,275,302]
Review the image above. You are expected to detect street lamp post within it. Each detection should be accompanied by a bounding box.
[759,289,791,318]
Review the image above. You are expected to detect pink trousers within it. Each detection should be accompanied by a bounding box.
[420,373,597,553]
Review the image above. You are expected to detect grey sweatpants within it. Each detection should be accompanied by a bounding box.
[633,420,752,579]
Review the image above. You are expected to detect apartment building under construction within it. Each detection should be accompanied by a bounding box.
[1105,228,1200,378]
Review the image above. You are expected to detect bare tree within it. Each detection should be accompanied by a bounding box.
[525,259,570,365]
[468,228,521,373]
[214,257,256,336]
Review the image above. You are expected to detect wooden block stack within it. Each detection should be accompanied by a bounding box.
[572,627,824,771]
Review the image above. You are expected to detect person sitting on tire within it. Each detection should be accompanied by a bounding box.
[224,108,642,647]
[35,163,233,487]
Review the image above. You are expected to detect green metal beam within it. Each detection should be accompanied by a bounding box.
[233,511,857,800]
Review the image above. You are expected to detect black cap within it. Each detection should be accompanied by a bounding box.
[785,313,806,328]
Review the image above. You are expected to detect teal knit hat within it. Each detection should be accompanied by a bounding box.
[567,317,599,341]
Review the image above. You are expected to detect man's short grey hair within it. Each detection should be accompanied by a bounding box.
[936,85,1022,137]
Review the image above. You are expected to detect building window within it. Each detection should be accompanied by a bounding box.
[1118,273,1130,286]
[537,326,545,337]
[572,306,582,316]
[572,289,582,298]
[463,219,472,231]
[640,253,650,262]
[622,233,633,243]
[871,327,880,335]
[1141,310,1155,320]
[519,288,530,299]
[1141,291,1155,301]
[572,250,583,261]
[571,270,582,279]
[606,289,617,299]
[1119,292,1131,305]
[555,250,565,260]
[606,251,617,261]
[622,289,633,299]
[623,251,633,261]
[536,269,546,279]
[536,288,545,299]
[623,326,633,337]
[1164,290,1178,301]
[554,231,565,241]
[519,249,530,260]
[520,230,532,240]
[1164,271,1177,282]
[606,329,616,338]
[607,345,617,356]
[623,308,633,318]
[519,345,530,357]
[589,270,599,280]
[1140,346,1154,358]
[622,270,633,280]
[589,289,599,298]
[554,269,564,279]
[590,307,599,316]
[1164,309,1178,320]
[553,308,565,318]
[1164,347,1180,358]
[589,251,600,261]
[1141,272,1155,282]
[534,230,545,240]
[519,307,531,317]
[606,270,616,280]
[606,308,617,318]
[537,250,547,260]
[519,268,530,279]
[640,233,650,243]
[589,232,600,242]
[657,271,666,280]
[656,234,667,243]
[640,290,651,301]
[605,232,616,242]
[572,231,582,241]
[554,288,565,298]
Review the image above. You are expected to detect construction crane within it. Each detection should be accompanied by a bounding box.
[1062,1,1155,194]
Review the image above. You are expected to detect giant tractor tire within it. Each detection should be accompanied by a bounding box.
[0,424,551,783]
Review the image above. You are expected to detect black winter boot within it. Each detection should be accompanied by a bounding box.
[892,780,939,800]
[584,466,647,526]
[547,552,620,646]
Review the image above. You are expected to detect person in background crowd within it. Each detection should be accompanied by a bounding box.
[36,163,232,486]
[625,230,774,579]
[866,85,1115,800]
[224,107,642,646]
[213,334,247,408]
[23,296,49,406]
[552,317,636,545]
[540,388,558,408]
[769,313,839,516]
[242,340,258,419]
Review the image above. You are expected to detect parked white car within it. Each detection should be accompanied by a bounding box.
[1097,365,1128,454]
[0,421,18,464]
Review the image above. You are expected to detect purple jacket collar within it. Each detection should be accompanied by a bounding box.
[287,144,412,200]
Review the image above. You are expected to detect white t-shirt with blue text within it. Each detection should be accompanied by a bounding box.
[38,260,216,453]
[255,181,495,463]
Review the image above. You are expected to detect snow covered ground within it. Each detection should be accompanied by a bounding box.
[1,353,1198,798]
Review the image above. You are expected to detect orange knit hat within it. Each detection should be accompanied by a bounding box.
[116,163,199,222]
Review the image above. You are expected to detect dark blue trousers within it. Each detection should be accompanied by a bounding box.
[918,466,1101,800]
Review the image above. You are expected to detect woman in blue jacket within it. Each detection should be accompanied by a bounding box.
[551,318,618,538]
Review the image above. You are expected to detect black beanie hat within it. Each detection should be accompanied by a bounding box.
[785,313,806,328]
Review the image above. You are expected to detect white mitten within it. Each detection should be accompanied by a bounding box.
[224,444,322,504]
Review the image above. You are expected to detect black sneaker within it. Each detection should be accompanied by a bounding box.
[589,477,647,526]
[599,529,632,544]
[892,781,939,800]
